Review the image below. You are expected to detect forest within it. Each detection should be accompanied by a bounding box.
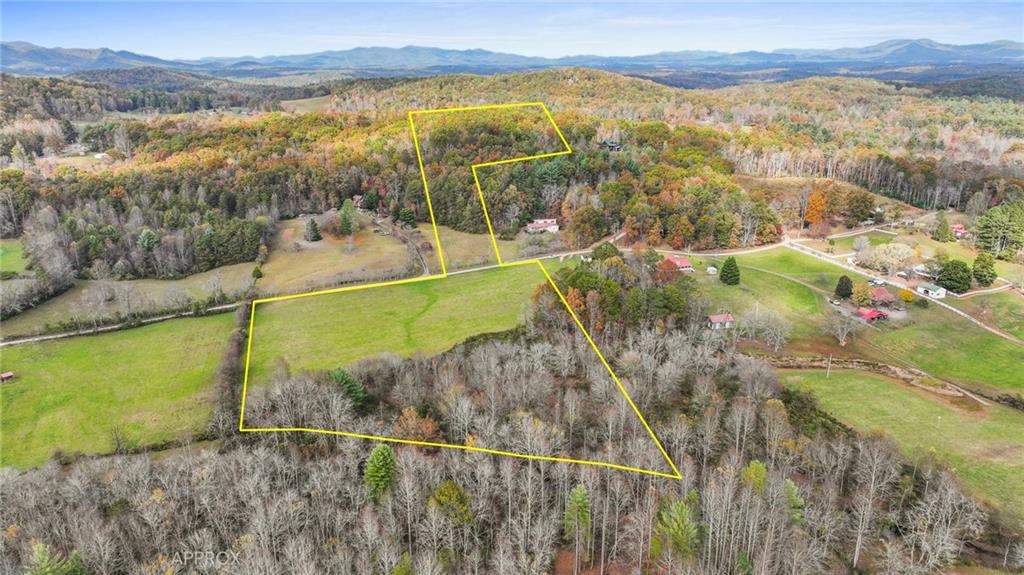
[2,250,1018,574]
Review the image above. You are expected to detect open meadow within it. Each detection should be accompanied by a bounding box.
[0,313,236,468]
[0,239,28,275]
[780,369,1024,524]
[946,290,1024,340]
[245,263,552,388]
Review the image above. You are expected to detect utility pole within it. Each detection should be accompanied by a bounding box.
[826,354,833,379]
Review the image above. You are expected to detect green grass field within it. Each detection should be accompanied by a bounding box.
[780,369,1024,523]
[0,239,27,275]
[417,223,522,273]
[0,313,236,468]
[707,247,1024,394]
[806,230,895,254]
[947,290,1024,340]
[246,263,551,388]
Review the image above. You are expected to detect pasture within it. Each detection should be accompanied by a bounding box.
[417,223,521,273]
[0,313,236,469]
[947,290,1024,340]
[245,263,551,388]
[0,239,27,275]
[780,369,1024,523]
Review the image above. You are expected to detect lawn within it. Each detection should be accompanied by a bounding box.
[805,230,894,254]
[417,223,521,273]
[780,369,1024,524]
[279,95,333,113]
[903,231,1024,281]
[947,290,1024,340]
[0,313,236,468]
[246,263,552,388]
[708,247,1024,394]
[259,216,414,296]
[853,303,1024,395]
[0,239,27,275]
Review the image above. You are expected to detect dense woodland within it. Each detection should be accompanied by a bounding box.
[3,253,1019,574]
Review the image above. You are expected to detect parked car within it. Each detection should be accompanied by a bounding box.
[869,279,886,286]
[829,298,842,305]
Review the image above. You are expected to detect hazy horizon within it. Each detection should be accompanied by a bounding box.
[3,2,1021,61]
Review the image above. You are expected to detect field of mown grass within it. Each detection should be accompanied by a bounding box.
[0,239,27,275]
[0,313,236,469]
[805,230,894,254]
[706,248,1024,394]
[946,290,1024,340]
[417,223,521,273]
[246,263,553,388]
[780,369,1024,523]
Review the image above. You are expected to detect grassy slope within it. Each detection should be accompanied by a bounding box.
[0,313,235,468]
[0,239,27,274]
[706,247,1024,394]
[246,263,549,387]
[780,369,1024,522]
[946,290,1024,340]
[417,223,521,273]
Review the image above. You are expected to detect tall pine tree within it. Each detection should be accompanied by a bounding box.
[363,444,396,502]
[720,257,740,285]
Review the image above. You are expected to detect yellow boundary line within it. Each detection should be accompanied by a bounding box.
[239,103,681,480]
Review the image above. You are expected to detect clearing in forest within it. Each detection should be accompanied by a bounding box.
[240,103,681,479]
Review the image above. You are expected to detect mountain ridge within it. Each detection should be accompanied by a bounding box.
[3,38,1021,76]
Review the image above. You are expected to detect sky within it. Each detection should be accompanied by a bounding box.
[3,2,1021,60]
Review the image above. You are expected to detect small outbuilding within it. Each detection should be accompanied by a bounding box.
[917,283,946,299]
[951,223,968,239]
[599,140,622,152]
[706,313,735,330]
[0,372,15,382]
[856,307,889,322]
[526,218,560,234]
[706,265,718,275]
[665,255,694,272]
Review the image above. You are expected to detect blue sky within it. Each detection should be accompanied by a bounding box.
[3,2,1021,60]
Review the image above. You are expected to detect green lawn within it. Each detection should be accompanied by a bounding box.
[246,263,551,388]
[1,313,236,468]
[780,369,1024,524]
[807,230,894,254]
[417,223,521,273]
[0,239,27,275]
[709,247,1024,394]
[947,290,1024,340]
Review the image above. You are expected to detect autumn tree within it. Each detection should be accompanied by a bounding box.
[805,189,827,228]
[654,259,681,285]
[852,282,872,306]
[822,311,860,346]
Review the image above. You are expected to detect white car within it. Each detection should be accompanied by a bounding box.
[869,279,886,286]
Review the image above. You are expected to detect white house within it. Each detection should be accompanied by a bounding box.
[706,313,735,330]
[526,218,559,233]
[916,283,946,299]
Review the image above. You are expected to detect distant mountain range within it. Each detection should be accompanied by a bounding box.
[3,39,1022,77]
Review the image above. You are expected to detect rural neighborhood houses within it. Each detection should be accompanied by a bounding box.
[526,218,560,233]
[917,283,947,299]
[705,313,735,330]
[665,255,695,272]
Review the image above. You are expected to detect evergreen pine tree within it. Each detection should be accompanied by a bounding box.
[835,275,854,299]
[339,199,356,236]
[938,259,972,293]
[563,484,593,563]
[363,444,396,502]
[933,211,954,242]
[330,368,367,411]
[720,257,740,285]
[304,218,322,242]
[972,252,997,287]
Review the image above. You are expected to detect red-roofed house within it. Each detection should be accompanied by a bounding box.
[706,313,735,330]
[526,218,559,233]
[856,307,888,321]
[666,255,694,272]
[951,223,968,239]
[869,287,895,305]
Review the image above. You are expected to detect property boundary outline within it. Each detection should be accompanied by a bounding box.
[239,103,682,480]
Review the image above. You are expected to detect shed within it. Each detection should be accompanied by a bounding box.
[917,283,946,299]
[0,372,15,382]
[706,265,718,275]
